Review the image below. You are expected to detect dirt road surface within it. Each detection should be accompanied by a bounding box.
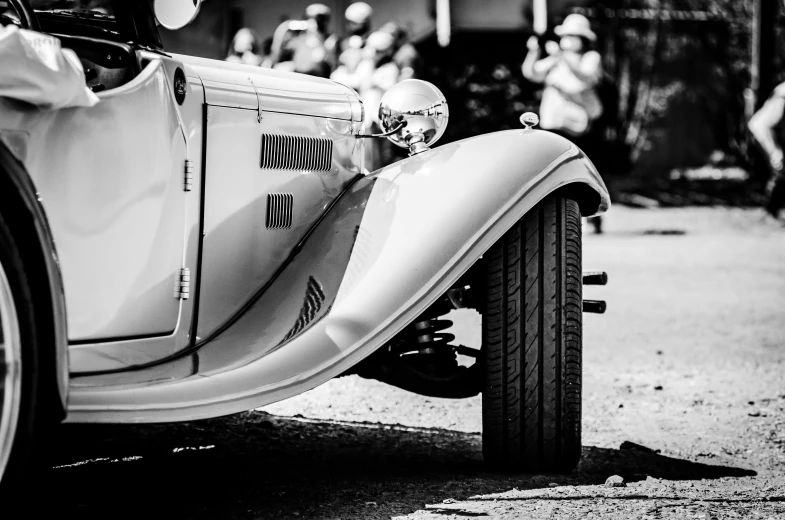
[53,206,785,519]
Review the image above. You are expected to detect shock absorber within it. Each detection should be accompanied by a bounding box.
[392,298,458,364]
[412,306,456,356]
[357,292,481,397]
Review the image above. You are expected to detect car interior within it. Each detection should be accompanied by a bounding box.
[53,34,141,93]
[1,1,145,93]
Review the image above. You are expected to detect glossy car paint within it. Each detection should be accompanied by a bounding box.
[67,129,609,423]
[71,175,374,392]
[2,49,366,374]
[118,54,364,344]
[70,55,366,367]
[68,55,206,373]
[196,106,361,341]
[0,58,189,343]
[175,54,364,122]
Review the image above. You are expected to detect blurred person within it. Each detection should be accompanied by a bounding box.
[343,2,373,42]
[275,4,335,78]
[331,2,372,71]
[333,30,401,170]
[269,16,303,70]
[522,13,604,233]
[749,81,785,219]
[226,28,265,67]
[260,37,274,68]
[362,31,402,170]
[360,31,401,129]
[329,35,368,91]
[380,22,421,81]
[522,14,603,141]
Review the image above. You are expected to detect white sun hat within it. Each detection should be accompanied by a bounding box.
[366,30,393,52]
[554,13,597,41]
[345,2,372,24]
[305,3,331,18]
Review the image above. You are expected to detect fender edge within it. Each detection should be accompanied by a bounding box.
[0,137,68,419]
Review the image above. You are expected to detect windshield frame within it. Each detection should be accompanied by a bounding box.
[26,0,163,49]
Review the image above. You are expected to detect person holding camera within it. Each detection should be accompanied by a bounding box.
[522,14,605,232]
[522,13,603,145]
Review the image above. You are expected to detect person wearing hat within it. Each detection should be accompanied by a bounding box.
[380,22,421,81]
[332,29,401,170]
[523,13,605,232]
[226,28,266,67]
[522,13,604,137]
[330,2,373,72]
[275,4,335,78]
[344,2,373,41]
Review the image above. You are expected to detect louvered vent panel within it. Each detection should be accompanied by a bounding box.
[260,134,333,171]
[266,193,294,230]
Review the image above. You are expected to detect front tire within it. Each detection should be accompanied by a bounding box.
[0,212,44,496]
[482,194,583,473]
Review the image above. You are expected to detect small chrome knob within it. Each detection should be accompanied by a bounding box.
[520,112,539,129]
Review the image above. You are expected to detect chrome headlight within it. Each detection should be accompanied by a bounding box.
[378,80,449,155]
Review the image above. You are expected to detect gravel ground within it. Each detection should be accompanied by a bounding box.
[53,206,785,519]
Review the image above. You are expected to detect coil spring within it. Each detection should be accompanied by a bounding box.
[399,300,456,355]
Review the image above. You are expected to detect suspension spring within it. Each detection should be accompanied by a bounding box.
[399,299,456,356]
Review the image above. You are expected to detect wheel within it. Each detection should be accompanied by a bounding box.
[0,211,45,496]
[482,194,583,473]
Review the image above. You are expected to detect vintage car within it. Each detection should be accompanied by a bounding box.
[0,0,609,495]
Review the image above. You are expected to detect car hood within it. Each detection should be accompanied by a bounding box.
[173,54,363,122]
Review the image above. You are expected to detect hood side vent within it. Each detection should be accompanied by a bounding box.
[266,193,294,230]
[260,134,333,171]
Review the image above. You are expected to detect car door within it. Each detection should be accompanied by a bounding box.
[5,55,197,354]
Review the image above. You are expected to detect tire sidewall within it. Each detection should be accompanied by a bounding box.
[0,211,41,495]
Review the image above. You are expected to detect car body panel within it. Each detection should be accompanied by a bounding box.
[0,57,189,343]
[175,54,363,121]
[60,53,364,370]
[67,54,207,373]
[196,106,362,341]
[1,50,365,373]
[66,129,609,423]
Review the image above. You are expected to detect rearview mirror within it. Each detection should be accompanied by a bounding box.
[154,0,201,30]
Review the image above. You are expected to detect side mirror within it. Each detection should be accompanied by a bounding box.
[154,0,201,30]
[378,79,449,155]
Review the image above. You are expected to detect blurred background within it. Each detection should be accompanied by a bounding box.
[161,0,785,210]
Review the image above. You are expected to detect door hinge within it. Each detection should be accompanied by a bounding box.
[174,267,191,300]
[184,159,194,192]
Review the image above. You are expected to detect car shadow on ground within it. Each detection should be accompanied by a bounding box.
[52,411,755,519]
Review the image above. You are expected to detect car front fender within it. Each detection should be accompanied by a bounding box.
[66,129,608,422]
[324,127,609,370]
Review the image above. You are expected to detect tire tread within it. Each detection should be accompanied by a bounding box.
[482,195,582,472]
